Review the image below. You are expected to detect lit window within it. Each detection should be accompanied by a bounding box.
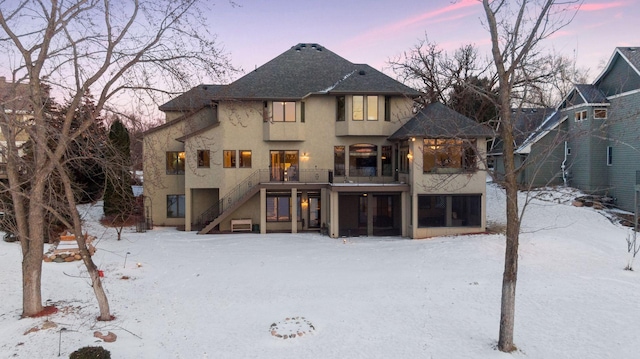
[367,95,378,120]
[197,150,210,168]
[223,150,236,168]
[423,139,476,172]
[272,101,296,122]
[239,150,252,168]
[353,95,364,121]
[167,195,185,218]
[594,108,607,119]
[166,151,185,174]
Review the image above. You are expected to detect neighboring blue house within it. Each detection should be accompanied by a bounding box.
[513,47,640,212]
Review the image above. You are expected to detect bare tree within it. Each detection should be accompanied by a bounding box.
[0,0,234,318]
[481,0,580,352]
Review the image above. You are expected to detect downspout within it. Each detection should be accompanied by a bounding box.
[561,140,568,187]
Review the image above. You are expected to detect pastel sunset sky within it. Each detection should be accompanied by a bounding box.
[209,0,639,82]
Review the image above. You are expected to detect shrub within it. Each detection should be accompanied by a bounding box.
[69,346,111,359]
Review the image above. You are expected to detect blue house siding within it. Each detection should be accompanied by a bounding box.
[606,93,640,212]
[596,56,640,97]
[523,121,567,187]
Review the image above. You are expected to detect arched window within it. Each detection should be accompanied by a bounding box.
[349,144,377,176]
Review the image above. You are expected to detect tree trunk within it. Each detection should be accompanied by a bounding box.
[498,176,520,352]
[496,78,521,352]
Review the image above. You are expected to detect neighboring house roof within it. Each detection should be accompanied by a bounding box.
[159,43,420,106]
[618,47,640,72]
[388,102,493,141]
[158,85,226,112]
[559,84,609,110]
[0,76,32,113]
[573,84,608,104]
[594,46,640,86]
[515,110,564,154]
[489,107,555,155]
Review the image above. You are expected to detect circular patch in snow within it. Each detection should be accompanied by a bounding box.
[269,317,315,339]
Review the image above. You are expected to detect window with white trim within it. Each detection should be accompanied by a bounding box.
[594,108,607,119]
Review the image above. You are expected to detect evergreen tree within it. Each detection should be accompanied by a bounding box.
[103,119,135,222]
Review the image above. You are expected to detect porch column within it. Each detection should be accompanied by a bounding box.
[367,193,374,236]
[401,191,408,238]
[321,187,328,228]
[185,190,192,232]
[260,188,266,234]
[330,190,339,238]
[291,187,298,233]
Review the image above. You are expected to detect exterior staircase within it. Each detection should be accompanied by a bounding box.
[196,169,269,234]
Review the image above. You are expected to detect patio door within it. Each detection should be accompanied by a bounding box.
[270,150,299,181]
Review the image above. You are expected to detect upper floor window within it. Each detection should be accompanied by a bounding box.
[197,150,210,168]
[367,95,378,120]
[352,95,379,121]
[423,139,477,172]
[575,110,587,122]
[353,95,364,120]
[336,96,345,122]
[239,150,252,168]
[594,108,607,119]
[384,96,391,121]
[272,101,296,122]
[223,150,236,168]
[166,151,185,174]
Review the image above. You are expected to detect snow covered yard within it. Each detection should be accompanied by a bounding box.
[0,184,638,358]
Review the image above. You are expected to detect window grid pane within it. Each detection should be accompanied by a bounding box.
[240,150,252,168]
[367,95,378,120]
[353,95,364,120]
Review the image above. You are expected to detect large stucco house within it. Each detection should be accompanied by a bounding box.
[143,43,492,239]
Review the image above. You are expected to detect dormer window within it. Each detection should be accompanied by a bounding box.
[574,110,587,122]
[594,108,607,119]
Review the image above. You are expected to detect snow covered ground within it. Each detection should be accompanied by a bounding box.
[0,183,638,358]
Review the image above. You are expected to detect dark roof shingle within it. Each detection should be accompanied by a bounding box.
[389,102,493,141]
[159,43,420,108]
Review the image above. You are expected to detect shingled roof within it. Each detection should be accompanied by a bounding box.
[159,43,420,109]
[617,47,640,73]
[574,84,608,104]
[389,102,493,141]
[159,84,226,112]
